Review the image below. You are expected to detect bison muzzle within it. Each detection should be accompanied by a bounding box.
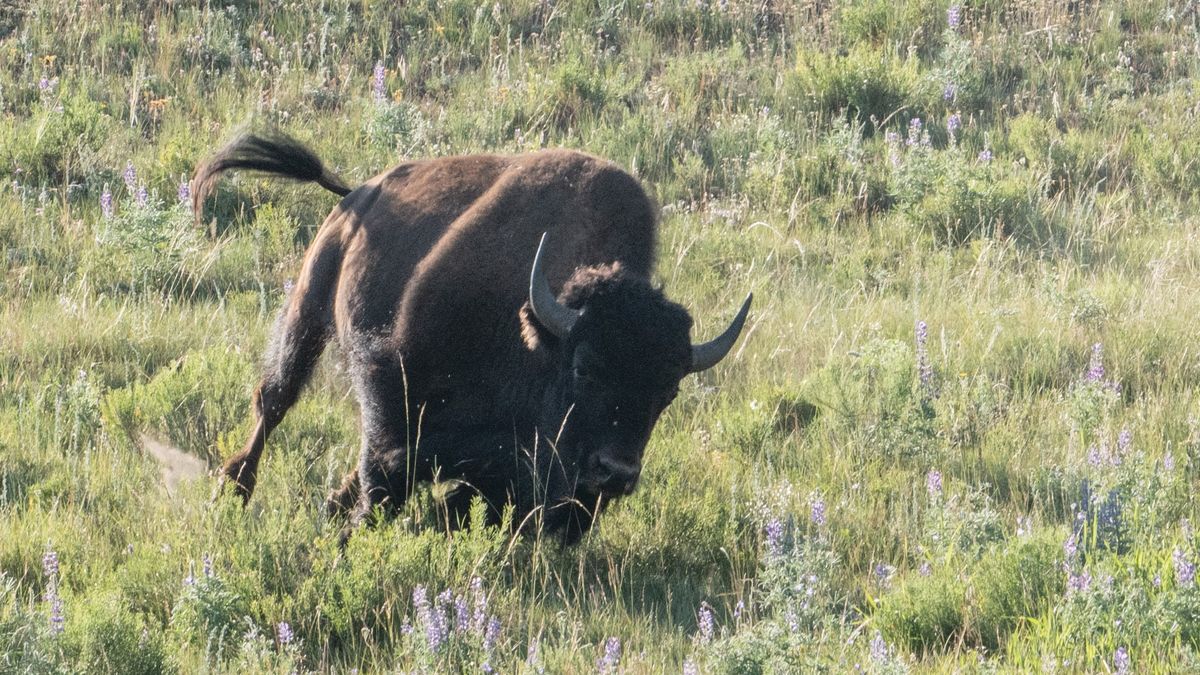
[193,133,751,543]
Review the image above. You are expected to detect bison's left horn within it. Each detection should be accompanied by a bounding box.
[529,232,581,339]
[689,293,753,373]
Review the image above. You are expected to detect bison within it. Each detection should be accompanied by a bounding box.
[193,133,751,542]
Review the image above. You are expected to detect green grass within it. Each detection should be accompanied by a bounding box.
[4,0,1200,671]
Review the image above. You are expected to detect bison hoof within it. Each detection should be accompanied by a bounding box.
[221,457,257,504]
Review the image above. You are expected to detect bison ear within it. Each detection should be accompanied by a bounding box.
[519,301,560,352]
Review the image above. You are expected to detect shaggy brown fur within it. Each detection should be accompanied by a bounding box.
[194,133,741,543]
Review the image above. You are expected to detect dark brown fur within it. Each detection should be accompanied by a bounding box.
[195,134,701,543]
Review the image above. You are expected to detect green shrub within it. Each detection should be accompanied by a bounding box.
[64,590,169,675]
[85,196,206,294]
[169,571,252,659]
[874,570,966,654]
[802,336,936,462]
[0,573,58,673]
[0,91,112,185]
[969,534,1063,650]
[789,45,919,122]
[894,144,1058,247]
[363,100,429,154]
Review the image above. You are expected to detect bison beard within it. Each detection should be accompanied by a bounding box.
[193,133,750,544]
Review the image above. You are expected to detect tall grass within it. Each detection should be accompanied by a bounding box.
[3,0,1200,671]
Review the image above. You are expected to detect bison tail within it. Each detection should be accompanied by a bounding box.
[191,132,354,221]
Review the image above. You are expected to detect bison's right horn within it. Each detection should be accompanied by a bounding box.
[689,293,753,373]
[529,232,580,339]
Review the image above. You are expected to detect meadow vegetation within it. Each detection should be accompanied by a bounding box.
[3,0,1200,671]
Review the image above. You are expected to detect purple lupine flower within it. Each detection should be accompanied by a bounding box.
[1174,548,1195,587]
[943,82,957,102]
[484,616,501,652]
[947,113,962,135]
[885,130,902,166]
[784,606,799,632]
[1063,533,1079,571]
[598,637,622,674]
[1114,647,1131,675]
[978,149,993,163]
[454,593,470,632]
[947,5,961,29]
[277,621,293,645]
[1164,452,1176,472]
[283,279,295,295]
[372,60,386,102]
[413,586,440,650]
[432,588,453,647]
[177,177,191,205]
[1087,444,1103,467]
[810,493,827,527]
[916,320,933,394]
[873,563,895,587]
[697,602,715,644]
[48,595,65,634]
[43,547,64,635]
[683,658,699,675]
[39,76,50,90]
[764,518,785,558]
[1067,571,1092,594]
[135,183,149,208]
[1085,343,1105,383]
[926,469,943,500]
[43,549,59,578]
[869,631,889,662]
[1117,428,1132,456]
[733,600,744,620]
[100,185,113,219]
[123,162,138,192]
[471,576,488,635]
[906,118,923,147]
[919,561,932,577]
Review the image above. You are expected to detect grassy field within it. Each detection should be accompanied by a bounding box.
[4,0,1200,671]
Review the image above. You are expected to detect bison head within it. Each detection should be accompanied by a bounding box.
[521,234,751,517]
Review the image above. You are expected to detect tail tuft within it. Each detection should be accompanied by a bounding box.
[191,132,352,221]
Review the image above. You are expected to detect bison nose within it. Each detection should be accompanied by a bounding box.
[592,455,641,495]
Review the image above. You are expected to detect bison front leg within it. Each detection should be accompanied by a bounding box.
[336,441,425,546]
[334,428,510,544]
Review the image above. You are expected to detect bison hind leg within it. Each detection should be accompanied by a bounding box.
[326,469,361,517]
[222,241,341,503]
[221,321,330,502]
